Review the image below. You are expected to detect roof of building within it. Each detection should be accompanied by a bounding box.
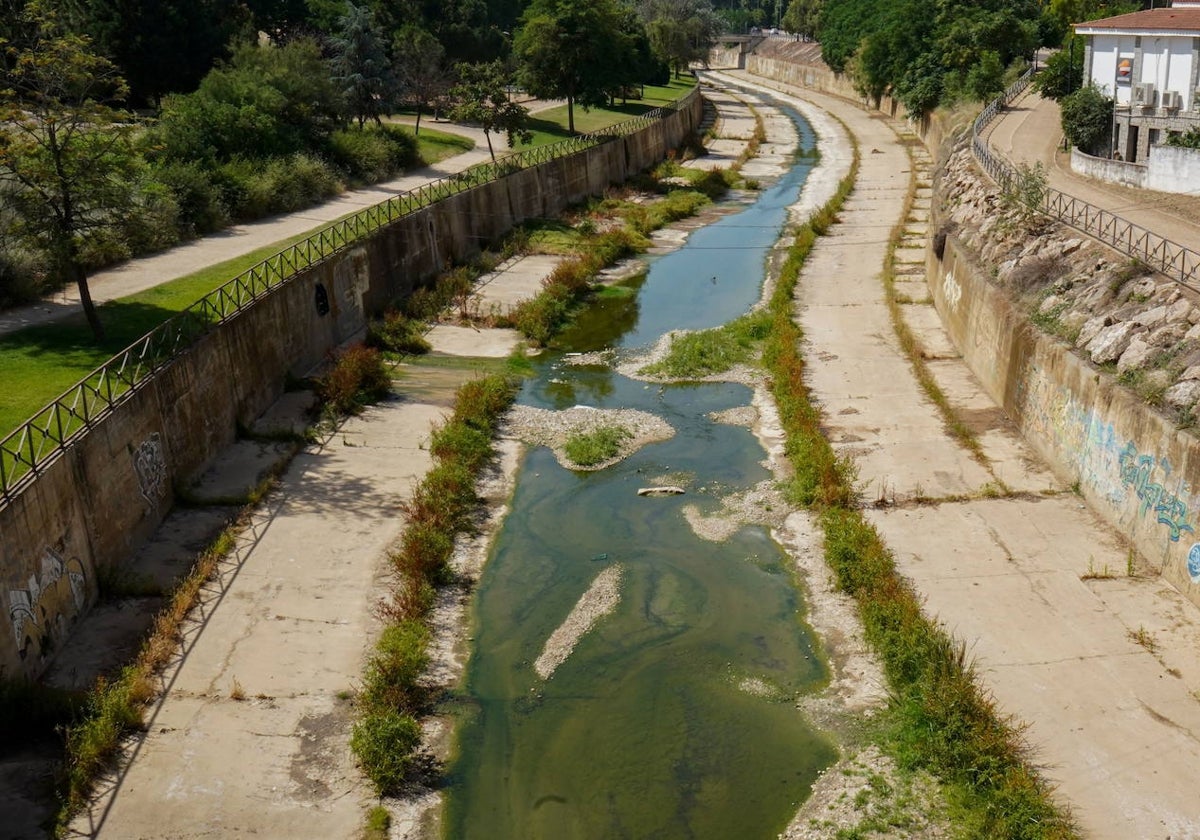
[1074,8,1200,33]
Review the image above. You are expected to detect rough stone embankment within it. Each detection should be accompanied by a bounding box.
[940,146,1200,417]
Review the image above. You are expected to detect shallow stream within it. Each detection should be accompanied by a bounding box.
[444,107,834,839]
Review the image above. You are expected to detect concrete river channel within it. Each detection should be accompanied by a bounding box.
[443,106,832,838]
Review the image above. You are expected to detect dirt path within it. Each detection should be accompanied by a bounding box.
[721,69,1200,838]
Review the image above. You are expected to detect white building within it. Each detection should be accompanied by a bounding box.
[1075,4,1200,161]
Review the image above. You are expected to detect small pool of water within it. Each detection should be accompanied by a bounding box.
[443,106,834,840]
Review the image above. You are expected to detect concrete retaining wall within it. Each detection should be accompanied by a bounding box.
[0,95,701,681]
[1146,144,1200,193]
[1072,144,1200,195]
[1072,147,1149,188]
[929,237,1200,602]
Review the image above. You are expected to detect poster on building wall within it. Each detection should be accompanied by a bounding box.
[1116,56,1133,85]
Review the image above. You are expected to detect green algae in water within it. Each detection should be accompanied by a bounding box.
[445,388,837,839]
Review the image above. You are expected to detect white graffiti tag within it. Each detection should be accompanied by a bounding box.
[942,270,963,312]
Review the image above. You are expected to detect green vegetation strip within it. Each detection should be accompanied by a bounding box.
[639,310,771,378]
[762,139,1075,836]
[352,373,518,794]
[564,425,631,466]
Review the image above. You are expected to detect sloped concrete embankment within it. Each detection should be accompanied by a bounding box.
[0,96,702,683]
[930,146,1200,606]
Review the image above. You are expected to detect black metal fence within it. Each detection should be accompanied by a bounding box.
[0,90,700,503]
[971,70,1200,287]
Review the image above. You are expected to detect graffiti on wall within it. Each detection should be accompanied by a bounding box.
[132,433,167,512]
[1018,366,1196,546]
[1187,543,1200,583]
[8,546,87,662]
[1117,442,1194,542]
[942,269,962,313]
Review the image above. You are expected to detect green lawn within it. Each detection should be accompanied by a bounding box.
[409,125,476,163]
[521,77,698,147]
[0,80,695,445]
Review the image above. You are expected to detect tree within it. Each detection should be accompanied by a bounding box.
[330,3,393,128]
[782,0,822,40]
[1034,34,1084,101]
[639,0,722,77]
[66,0,246,107]
[514,0,628,134]
[448,60,530,162]
[394,25,449,135]
[0,7,138,340]
[1060,84,1113,155]
[965,49,1005,102]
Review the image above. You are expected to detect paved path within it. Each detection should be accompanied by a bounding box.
[721,68,1200,838]
[986,89,1200,248]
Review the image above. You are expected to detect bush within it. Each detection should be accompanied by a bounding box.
[1061,85,1114,156]
[328,125,420,183]
[564,425,631,466]
[119,180,181,255]
[152,161,229,237]
[316,344,392,415]
[360,620,430,712]
[366,310,431,355]
[351,710,421,795]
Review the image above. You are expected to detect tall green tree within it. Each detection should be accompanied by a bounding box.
[638,0,722,77]
[782,0,822,39]
[330,3,393,128]
[394,25,449,135]
[0,7,137,340]
[513,0,628,134]
[449,60,530,161]
[1060,84,1113,155]
[66,0,247,107]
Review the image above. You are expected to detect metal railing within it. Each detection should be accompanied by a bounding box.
[0,89,700,503]
[970,69,1200,288]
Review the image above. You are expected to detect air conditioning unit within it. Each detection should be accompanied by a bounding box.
[1134,82,1157,107]
[1162,91,1182,110]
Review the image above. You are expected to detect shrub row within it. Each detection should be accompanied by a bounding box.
[352,374,517,794]
[761,137,1075,837]
[5,126,421,305]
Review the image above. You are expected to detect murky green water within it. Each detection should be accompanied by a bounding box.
[444,108,834,840]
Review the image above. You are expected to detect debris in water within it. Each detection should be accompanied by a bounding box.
[637,486,686,497]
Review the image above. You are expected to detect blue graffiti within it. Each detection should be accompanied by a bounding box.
[1118,442,1194,542]
[1188,543,1200,583]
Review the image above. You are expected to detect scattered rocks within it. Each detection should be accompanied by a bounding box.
[503,405,675,470]
[533,564,624,680]
[1087,322,1140,365]
[941,143,1200,418]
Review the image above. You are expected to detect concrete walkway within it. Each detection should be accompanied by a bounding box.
[986,89,1200,248]
[720,69,1200,838]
